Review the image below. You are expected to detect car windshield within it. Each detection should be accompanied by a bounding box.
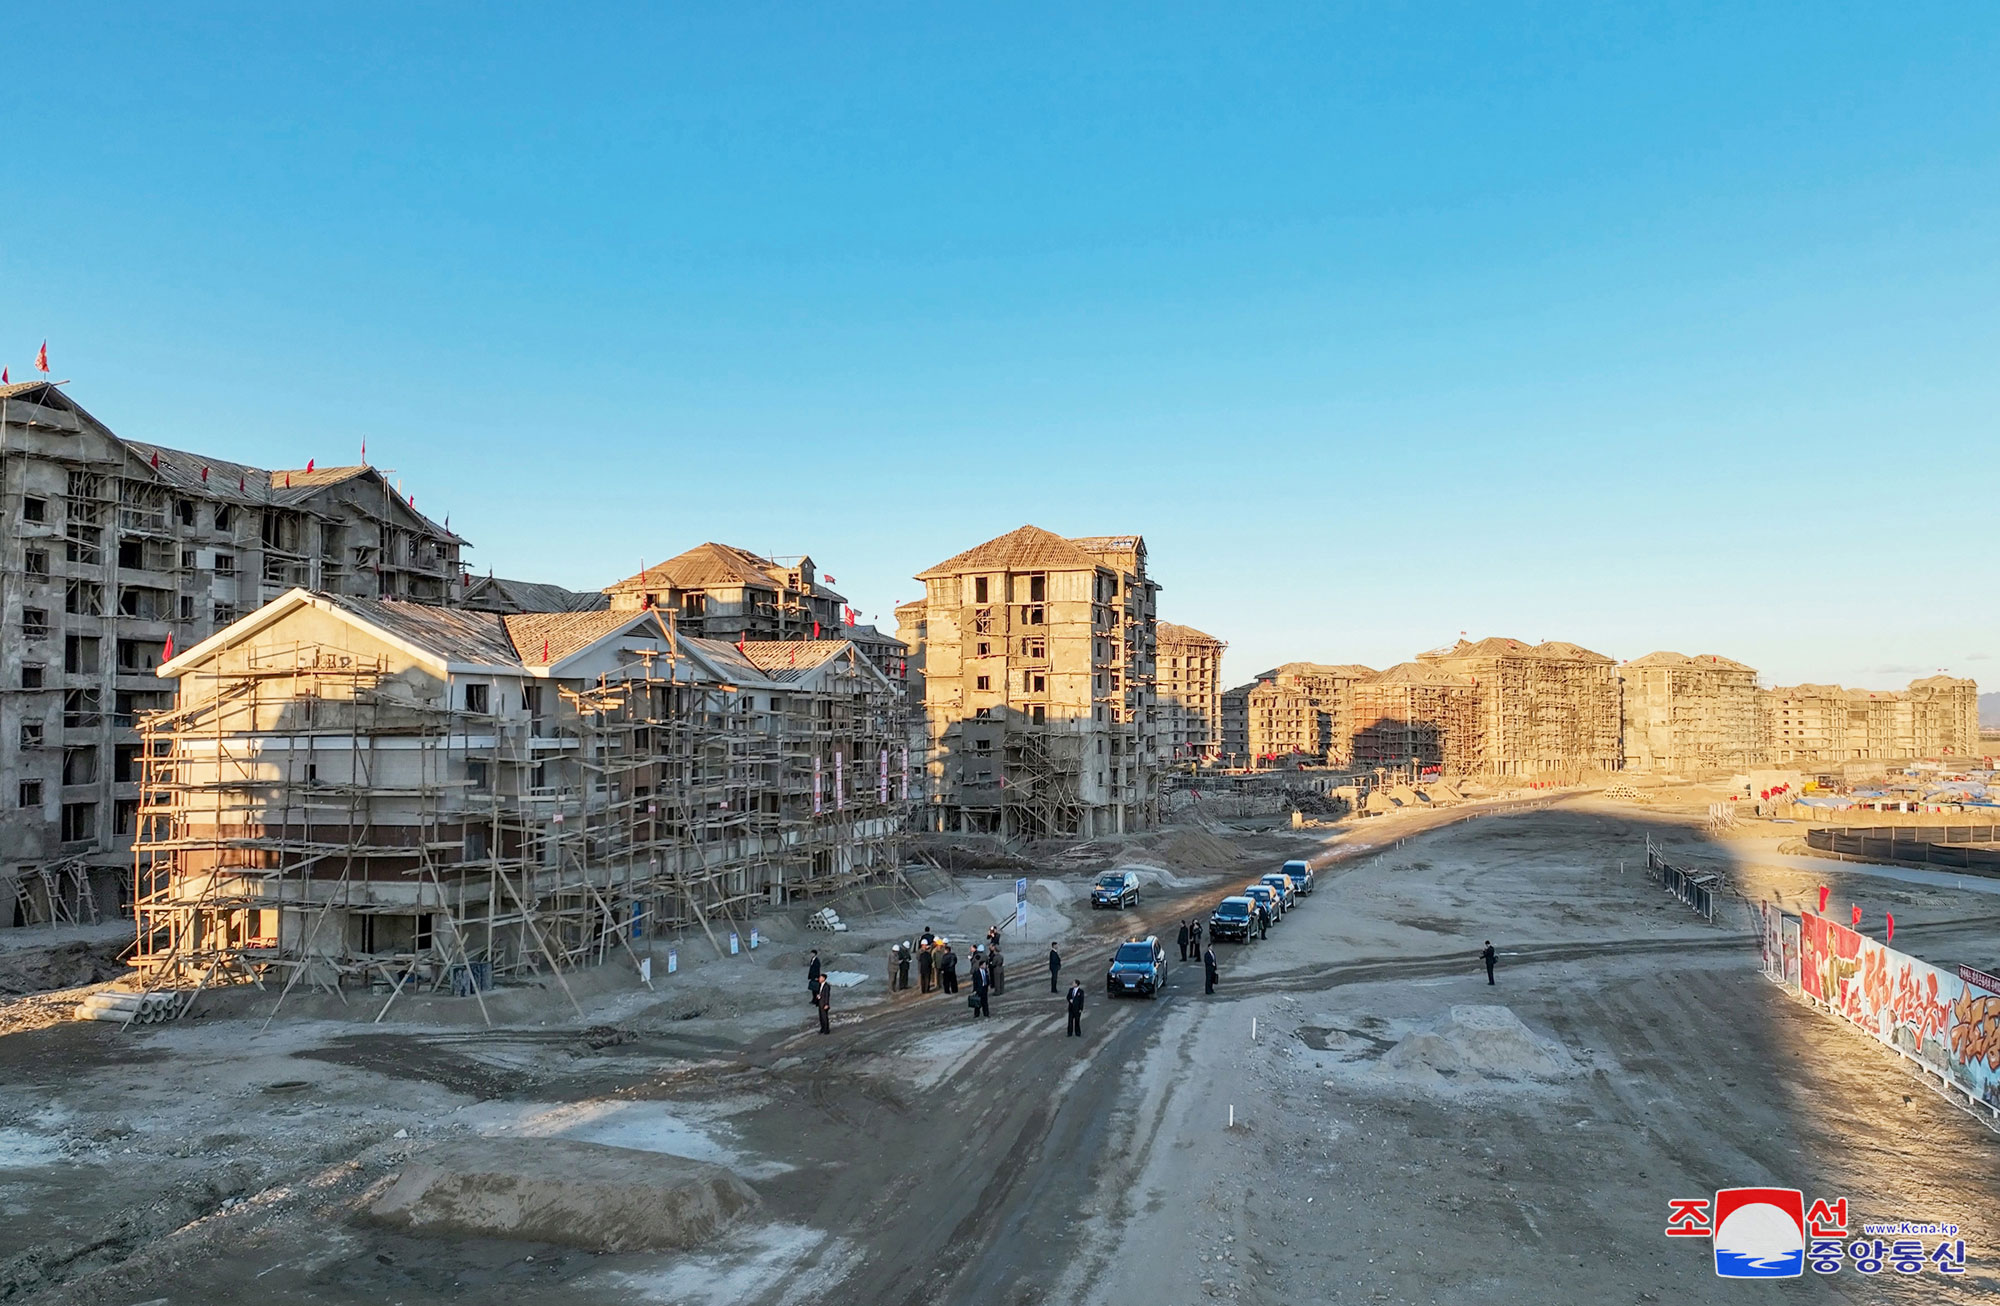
[1097,875,1127,889]
[1114,943,1154,964]
[1214,902,1249,919]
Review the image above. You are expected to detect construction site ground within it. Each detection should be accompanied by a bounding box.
[3,790,1997,1303]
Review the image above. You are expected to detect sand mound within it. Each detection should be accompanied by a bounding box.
[953,886,1073,948]
[1376,1006,1581,1085]
[366,1138,760,1252]
[1146,830,1250,870]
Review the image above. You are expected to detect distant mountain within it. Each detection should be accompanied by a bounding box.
[1984,692,2000,729]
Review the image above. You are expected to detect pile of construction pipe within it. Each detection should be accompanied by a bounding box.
[74,990,182,1024]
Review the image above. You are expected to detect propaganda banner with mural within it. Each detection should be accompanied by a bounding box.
[1785,908,2000,1118]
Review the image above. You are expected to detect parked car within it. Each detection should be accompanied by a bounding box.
[1209,896,1257,942]
[1106,935,1167,997]
[1243,883,1282,923]
[1260,872,1298,909]
[1091,870,1140,910]
[1281,860,1315,895]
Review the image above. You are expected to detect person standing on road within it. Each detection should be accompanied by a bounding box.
[813,974,831,1035]
[1481,941,1497,985]
[1065,979,1085,1037]
[896,942,912,992]
[1048,942,1062,993]
[1189,919,1202,957]
[918,939,935,994]
[990,944,1005,995]
[971,960,991,1017]
[941,944,959,994]
[1256,903,1270,940]
[1204,944,1218,995]
[807,949,822,1004]
[1176,920,1191,962]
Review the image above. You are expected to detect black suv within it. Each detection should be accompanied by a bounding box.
[1091,870,1140,910]
[1209,896,1256,943]
[1106,936,1167,997]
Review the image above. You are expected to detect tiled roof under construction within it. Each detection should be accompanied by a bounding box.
[608,543,848,604]
[1426,636,1612,665]
[736,640,857,683]
[504,611,649,666]
[471,577,610,613]
[1157,621,1225,647]
[1624,651,1756,673]
[118,441,462,540]
[1533,640,1615,665]
[1271,661,1376,679]
[916,525,1105,579]
[1363,661,1477,688]
[321,595,524,667]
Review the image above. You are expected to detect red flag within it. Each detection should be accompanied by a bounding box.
[736,637,746,655]
[34,341,48,374]
[542,639,550,663]
[409,494,415,508]
[162,633,175,660]
[1850,904,1862,928]
[200,466,209,483]
[823,573,836,584]
[790,647,797,666]
[305,458,314,473]
[150,450,160,469]
[813,620,821,639]
[1817,885,1829,914]
[238,473,246,492]
[2,367,8,384]
[285,473,291,488]
[360,438,366,463]
[1885,912,1895,943]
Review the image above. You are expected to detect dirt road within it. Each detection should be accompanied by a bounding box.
[8,800,1998,1303]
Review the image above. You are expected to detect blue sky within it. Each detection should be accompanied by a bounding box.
[4,5,1995,688]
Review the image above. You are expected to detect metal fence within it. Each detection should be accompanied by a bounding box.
[1804,823,2000,874]
[1647,847,1720,922]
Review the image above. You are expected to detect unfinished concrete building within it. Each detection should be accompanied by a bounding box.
[1156,622,1226,764]
[130,589,910,997]
[903,525,1159,838]
[1,382,464,929]
[1619,652,1763,775]
[603,543,847,643]
[1417,637,1622,778]
[1348,662,1483,776]
[1765,675,1981,766]
[1243,663,1377,767]
[1220,682,1254,765]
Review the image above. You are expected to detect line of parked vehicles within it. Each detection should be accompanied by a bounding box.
[1094,859,1318,999]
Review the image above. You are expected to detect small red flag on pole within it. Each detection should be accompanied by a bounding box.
[813,620,821,639]
[542,639,550,663]
[2,367,8,384]
[150,450,160,469]
[162,633,175,661]
[1817,885,1829,914]
[1850,904,1862,928]
[201,466,209,483]
[1885,912,1895,943]
[823,573,836,584]
[34,341,48,374]
[305,459,314,473]
[239,473,246,492]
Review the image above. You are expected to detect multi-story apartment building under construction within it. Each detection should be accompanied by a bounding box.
[1619,651,1764,775]
[1156,622,1225,764]
[900,525,1159,838]
[1,382,464,928]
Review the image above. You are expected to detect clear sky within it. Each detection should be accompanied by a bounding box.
[4,5,1995,689]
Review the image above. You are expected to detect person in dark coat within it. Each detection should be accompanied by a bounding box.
[1256,903,1270,940]
[941,945,959,994]
[1189,919,1203,956]
[989,945,1005,995]
[971,961,991,1017]
[807,949,822,1004]
[895,942,912,991]
[986,925,1001,953]
[1203,945,1218,995]
[813,974,831,1034]
[1048,943,1062,993]
[1481,941,1497,985]
[1065,980,1085,1036]
[1176,921,1191,962]
[918,941,935,993]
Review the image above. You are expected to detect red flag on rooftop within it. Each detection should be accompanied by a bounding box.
[162,633,174,661]
[285,473,291,488]
[736,636,747,655]
[305,458,314,473]
[201,466,208,482]
[35,341,48,374]
[2,368,8,384]
[239,473,246,492]
[823,573,836,584]
[360,438,366,463]
[150,450,159,469]
[542,639,550,663]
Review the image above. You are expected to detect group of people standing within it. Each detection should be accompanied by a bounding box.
[1176,919,1222,995]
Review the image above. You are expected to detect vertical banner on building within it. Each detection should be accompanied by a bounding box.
[879,747,889,803]
[835,750,845,810]
[900,745,910,800]
[814,757,823,815]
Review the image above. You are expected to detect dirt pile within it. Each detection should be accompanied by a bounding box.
[0,938,129,996]
[1376,1005,1582,1086]
[366,1138,760,1252]
[1148,830,1252,870]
